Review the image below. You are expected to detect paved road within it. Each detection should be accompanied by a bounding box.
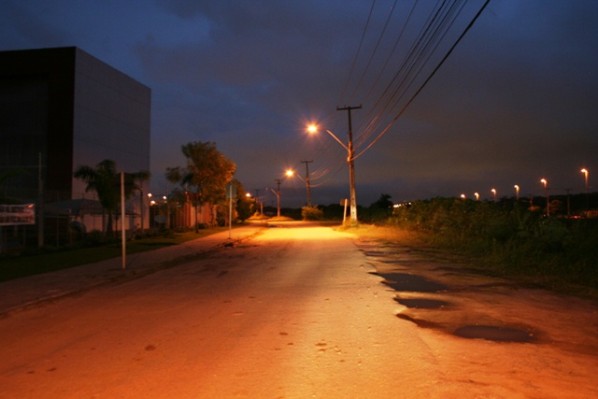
[1,225,597,398]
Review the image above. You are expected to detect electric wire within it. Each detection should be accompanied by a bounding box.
[338,0,377,104]
[366,0,465,139]
[355,0,448,147]
[348,0,399,101]
[353,0,491,160]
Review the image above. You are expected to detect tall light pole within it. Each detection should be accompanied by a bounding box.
[300,160,313,206]
[286,167,310,207]
[581,168,589,212]
[273,179,282,217]
[540,178,550,216]
[338,105,361,226]
[307,104,361,226]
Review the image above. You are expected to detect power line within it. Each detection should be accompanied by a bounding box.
[338,0,377,104]
[354,0,492,160]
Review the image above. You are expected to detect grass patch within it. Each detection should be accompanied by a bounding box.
[0,228,226,283]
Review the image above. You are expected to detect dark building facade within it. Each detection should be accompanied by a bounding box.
[0,47,151,248]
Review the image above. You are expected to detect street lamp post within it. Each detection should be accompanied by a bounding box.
[307,106,361,226]
[340,106,361,226]
[286,166,312,207]
[514,184,520,201]
[491,188,497,202]
[581,168,589,212]
[273,179,282,217]
[540,178,550,216]
[301,160,313,206]
[147,193,154,228]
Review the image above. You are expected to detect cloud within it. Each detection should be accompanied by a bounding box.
[1,0,596,205]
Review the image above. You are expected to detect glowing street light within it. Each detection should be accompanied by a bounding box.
[474,192,480,201]
[514,185,520,201]
[540,178,550,216]
[581,168,589,192]
[581,168,589,211]
[307,122,358,225]
[491,188,497,202]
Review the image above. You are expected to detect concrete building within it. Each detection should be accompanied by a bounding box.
[0,47,151,249]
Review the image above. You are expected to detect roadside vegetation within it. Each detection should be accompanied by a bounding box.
[366,197,598,297]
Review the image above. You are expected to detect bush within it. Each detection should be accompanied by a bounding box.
[302,205,324,220]
[389,197,598,290]
[84,230,109,246]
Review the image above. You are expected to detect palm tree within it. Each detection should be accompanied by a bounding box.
[129,170,150,232]
[74,160,149,235]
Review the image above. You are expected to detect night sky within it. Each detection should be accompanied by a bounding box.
[1,1,597,207]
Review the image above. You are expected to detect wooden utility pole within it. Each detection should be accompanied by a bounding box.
[274,179,282,217]
[337,105,361,226]
[300,160,313,206]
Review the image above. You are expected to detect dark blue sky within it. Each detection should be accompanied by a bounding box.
[1,1,597,207]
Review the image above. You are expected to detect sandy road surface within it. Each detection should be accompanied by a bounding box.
[0,226,596,398]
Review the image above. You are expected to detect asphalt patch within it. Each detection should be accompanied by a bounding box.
[394,297,450,309]
[454,324,536,343]
[375,272,448,293]
[396,313,442,329]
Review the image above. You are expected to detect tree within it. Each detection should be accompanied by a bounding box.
[368,193,394,222]
[74,159,149,235]
[232,179,252,222]
[166,141,236,228]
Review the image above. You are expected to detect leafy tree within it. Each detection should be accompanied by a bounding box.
[368,193,394,221]
[166,141,236,228]
[74,159,149,235]
[232,179,252,222]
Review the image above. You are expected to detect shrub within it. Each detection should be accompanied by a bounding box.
[302,205,324,220]
[388,197,598,290]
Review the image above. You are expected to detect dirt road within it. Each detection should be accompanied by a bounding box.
[1,226,596,398]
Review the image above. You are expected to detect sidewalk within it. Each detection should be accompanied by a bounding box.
[0,225,265,316]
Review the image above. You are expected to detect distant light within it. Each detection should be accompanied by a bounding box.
[285,169,295,177]
[306,123,318,134]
